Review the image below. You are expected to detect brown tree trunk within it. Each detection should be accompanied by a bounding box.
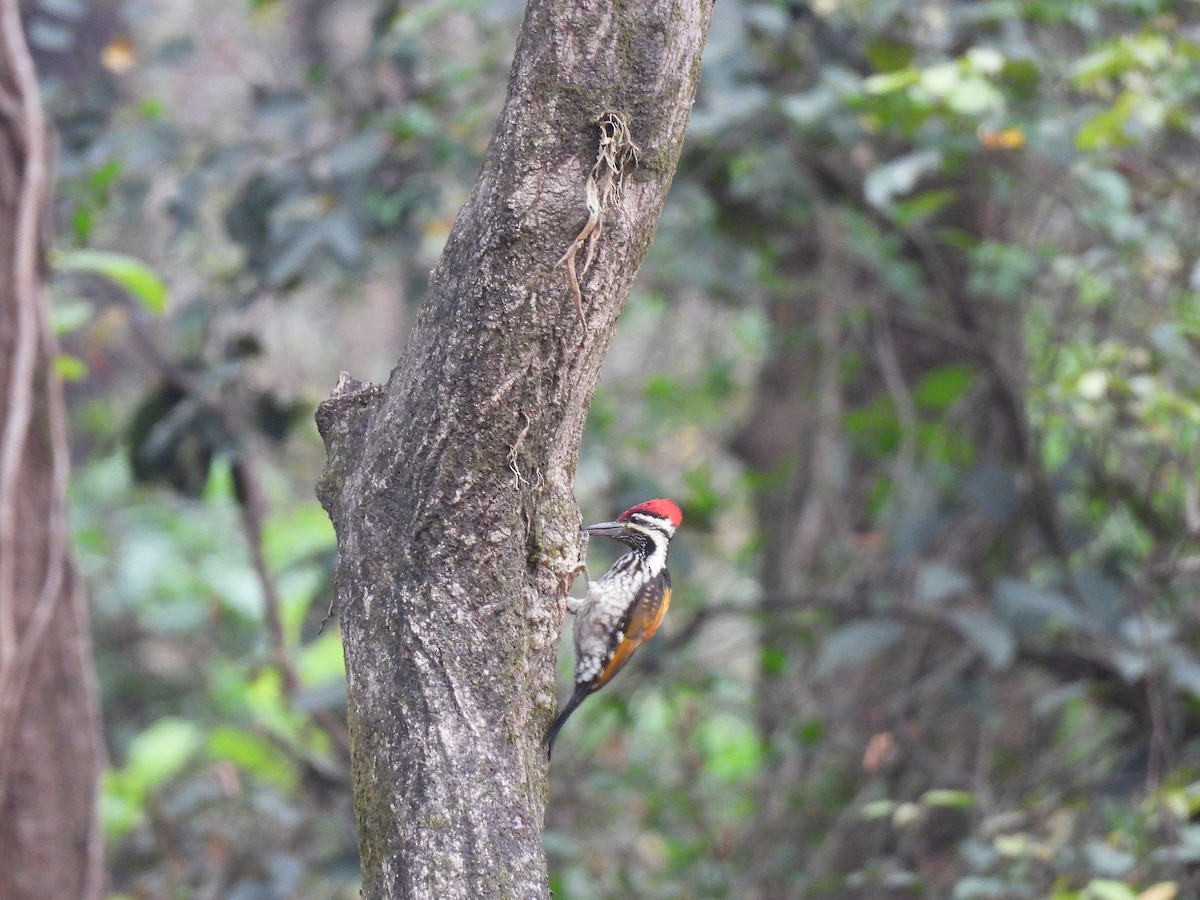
[315,0,712,896]
[0,1,106,897]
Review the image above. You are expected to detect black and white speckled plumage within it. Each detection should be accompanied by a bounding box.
[570,535,669,685]
[545,501,682,756]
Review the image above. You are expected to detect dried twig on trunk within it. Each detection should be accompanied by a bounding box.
[558,111,640,334]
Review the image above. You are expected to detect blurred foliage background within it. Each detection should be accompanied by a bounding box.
[28,0,1200,895]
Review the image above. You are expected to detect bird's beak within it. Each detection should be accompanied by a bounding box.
[584,520,625,539]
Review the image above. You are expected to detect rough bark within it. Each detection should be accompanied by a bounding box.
[315,0,712,896]
[0,1,106,897]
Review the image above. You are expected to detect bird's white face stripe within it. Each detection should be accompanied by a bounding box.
[618,522,668,575]
[624,514,675,539]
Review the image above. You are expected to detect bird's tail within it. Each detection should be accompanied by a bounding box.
[543,686,589,759]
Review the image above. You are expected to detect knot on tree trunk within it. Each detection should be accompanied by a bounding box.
[315,372,384,525]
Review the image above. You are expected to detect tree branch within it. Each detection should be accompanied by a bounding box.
[0,1,105,893]
[317,0,714,895]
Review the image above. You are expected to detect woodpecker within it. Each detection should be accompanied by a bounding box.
[545,498,683,756]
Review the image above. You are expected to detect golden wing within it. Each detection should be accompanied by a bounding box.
[593,570,672,691]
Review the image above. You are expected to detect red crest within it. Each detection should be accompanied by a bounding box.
[618,498,683,527]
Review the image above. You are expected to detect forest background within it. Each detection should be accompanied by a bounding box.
[14,0,1200,896]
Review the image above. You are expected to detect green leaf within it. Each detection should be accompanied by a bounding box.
[1080,168,1132,212]
[100,773,143,841]
[1072,35,1169,87]
[206,726,296,789]
[995,578,1084,629]
[51,298,93,333]
[864,69,920,94]
[861,799,897,820]
[865,39,916,73]
[957,877,1021,899]
[70,205,95,243]
[965,47,1004,76]
[694,712,762,783]
[1072,43,1133,87]
[55,353,88,381]
[138,98,165,119]
[121,717,202,795]
[947,609,1016,670]
[264,223,324,287]
[327,131,385,179]
[1076,92,1137,150]
[761,646,787,677]
[915,562,970,607]
[1077,370,1109,400]
[799,720,824,745]
[891,188,957,227]
[864,150,942,209]
[1085,840,1135,877]
[392,103,440,140]
[263,501,336,570]
[1001,58,1042,98]
[814,620,905,678]
[946,75,1004,115]
[922,788,976,809]
[845,396,901,457]
[1083,880,1137,900]
[297,630,346,686]
[914,365,974,411]
[244,669,306,740]
[55,249,168,313]
[87,158,123,191]
[920,62,960,96]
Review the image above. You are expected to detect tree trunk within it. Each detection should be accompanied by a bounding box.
[0,1,106,897]
[315,0,712,895]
